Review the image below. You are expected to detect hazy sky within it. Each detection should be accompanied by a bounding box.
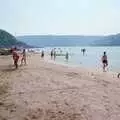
[0,0,120,36]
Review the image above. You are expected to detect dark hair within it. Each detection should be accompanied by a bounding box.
[104,51,106,55]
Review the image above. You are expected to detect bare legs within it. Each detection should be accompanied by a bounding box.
[103,63,108,72]
[14,59,18,69]
[21,57,27,65]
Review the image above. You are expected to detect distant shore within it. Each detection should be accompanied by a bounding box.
[0,53,120,120]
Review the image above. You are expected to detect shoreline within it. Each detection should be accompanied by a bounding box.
[43,53,119,77]
[0,54,120,120]
[32,46,120,73]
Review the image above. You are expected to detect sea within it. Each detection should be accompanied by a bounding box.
[30,46,120,72]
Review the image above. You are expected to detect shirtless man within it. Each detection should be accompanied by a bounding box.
[102,52,108,72]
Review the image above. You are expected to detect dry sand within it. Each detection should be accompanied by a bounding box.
[0,54,120,120]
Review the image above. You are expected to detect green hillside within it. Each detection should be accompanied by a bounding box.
[0,29,28,48]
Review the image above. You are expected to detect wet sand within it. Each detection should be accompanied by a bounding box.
[0,54,120,120]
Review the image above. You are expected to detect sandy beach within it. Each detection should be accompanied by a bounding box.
[0,54,120,120]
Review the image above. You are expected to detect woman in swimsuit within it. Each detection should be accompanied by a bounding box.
[21,49,26,65]
[12,48,19,69]
[102,52,108,72]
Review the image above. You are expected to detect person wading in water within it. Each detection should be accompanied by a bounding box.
[102,51,108,72]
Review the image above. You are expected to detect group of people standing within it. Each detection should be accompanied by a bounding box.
[40,49,69,61]
[50,49,69,61]
[11,47,26,69]
[40,48,108,72]
[50,48,108,72]
[11,47,108,72]
[40,49,56,60]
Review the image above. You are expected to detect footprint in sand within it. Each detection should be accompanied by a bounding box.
[102,80,110,87]
[66,72,81,78]
[25,108,45,120]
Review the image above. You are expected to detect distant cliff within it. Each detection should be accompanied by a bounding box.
[17,35,102,47]
[17,34,120,47]
[0,29,30,48]
[92,33,120,46]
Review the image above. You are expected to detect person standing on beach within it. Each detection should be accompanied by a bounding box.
[53,50,56,60]
[41,50,44,58]
[65,52,69,61]
[102,51,108,72]
[51,50,53,59]
[21,49,27,65]
[81,48,86,56]
[12,47,19,69]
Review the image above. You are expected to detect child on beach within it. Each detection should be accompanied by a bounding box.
[21,49,27,65]
[102,51,108,72]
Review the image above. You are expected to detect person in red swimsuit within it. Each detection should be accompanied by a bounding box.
[12,48,19,69]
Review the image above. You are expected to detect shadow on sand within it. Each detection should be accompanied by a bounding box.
[0,65,16,72]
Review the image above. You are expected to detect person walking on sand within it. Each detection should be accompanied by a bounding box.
[102,51,108,72]
[12,47,19,69]
[21,49,27,65]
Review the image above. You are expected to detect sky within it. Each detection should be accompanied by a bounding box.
[0,0,120,36]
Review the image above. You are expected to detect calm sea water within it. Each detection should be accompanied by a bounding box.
[32,46,120,72]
